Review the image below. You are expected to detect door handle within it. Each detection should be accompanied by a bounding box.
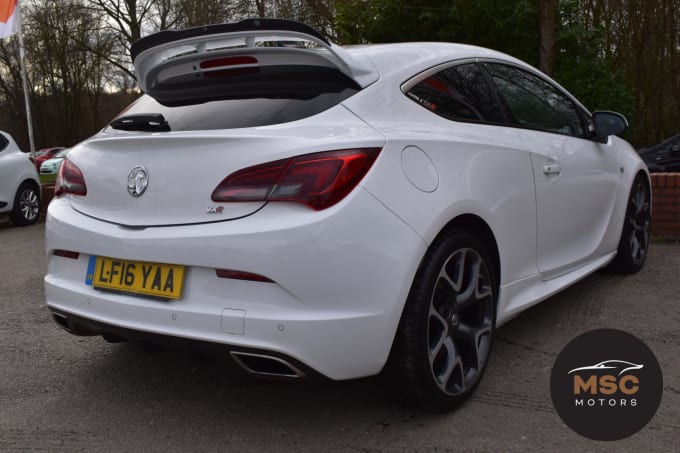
[543,163,562,175]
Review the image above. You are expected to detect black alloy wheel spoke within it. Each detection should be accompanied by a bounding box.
[628,183,650,264]
[427,247,494,396]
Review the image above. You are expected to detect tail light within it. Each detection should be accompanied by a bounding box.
[211,148,381,210]
[200,56,258,69]
[55,159,87,197]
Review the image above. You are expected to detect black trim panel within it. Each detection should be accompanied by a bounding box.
[48,308,328,381]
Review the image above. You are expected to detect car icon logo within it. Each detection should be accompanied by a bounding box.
[127,165,149,197]
[568,360,644,376]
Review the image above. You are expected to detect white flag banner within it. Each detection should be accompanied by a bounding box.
[0,0,19,40]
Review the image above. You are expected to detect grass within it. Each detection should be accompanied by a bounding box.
[39,173,56,184]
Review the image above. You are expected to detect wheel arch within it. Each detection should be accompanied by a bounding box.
[14,177,42,204]
[435,214,501,294]
[18,177,41,194]
[10,178,42,225]
[383,213,502,408]
[610,166,650,245]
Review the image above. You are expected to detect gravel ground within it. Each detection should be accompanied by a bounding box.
[0,221,678,452]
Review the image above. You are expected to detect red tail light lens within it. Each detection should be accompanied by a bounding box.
[212,160,289,202]
[211,148,381,210]
[200,56,258,69]
[55,159,87,197]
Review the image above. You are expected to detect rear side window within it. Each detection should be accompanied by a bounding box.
[406,63,506,124]
[0,134,8,152]
[484,63,585,137]
[111,66,359,132]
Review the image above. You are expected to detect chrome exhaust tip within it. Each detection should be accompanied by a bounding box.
[230,351,305,379]
[51,312,73,333]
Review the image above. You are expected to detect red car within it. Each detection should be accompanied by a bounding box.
[35,147,65,170]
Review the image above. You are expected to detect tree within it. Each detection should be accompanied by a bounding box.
[336,0,538,65]
[0,0,119,149]
[29,0,116,145]
[0,38,30,149]
[86,0,159,85]
[539,0,556,75]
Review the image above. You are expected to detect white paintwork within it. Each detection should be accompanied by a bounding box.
[401,146,439,192]
[134,30,379,92]
[67,107,384,226]
[524,129,622,277]
[0,131,40,214]
[45,40,648,380]
[46,191,426,379]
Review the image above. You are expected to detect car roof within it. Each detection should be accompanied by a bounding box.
[344,42,588,115]
[346,42,529,80]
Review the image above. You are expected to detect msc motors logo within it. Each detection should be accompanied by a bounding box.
[550,329,662,441]
[570,359,643,408]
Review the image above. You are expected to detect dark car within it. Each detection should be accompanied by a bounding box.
[638,134,680,172]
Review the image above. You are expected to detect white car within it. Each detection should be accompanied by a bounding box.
[44,19,650,410]
[39,148,70,181]
[0,131,41,226]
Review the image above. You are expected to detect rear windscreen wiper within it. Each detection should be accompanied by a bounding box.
[110,114,171,132]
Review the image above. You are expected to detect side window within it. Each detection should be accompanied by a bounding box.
[484,64,584,137]
[0,134,8,152]
[406,63,506,124]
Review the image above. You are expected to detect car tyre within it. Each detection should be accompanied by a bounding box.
[10,182,40,226]
[609,173,651,274]
[386,230,497,411]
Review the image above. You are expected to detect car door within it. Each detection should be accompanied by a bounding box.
[484,63,621,278]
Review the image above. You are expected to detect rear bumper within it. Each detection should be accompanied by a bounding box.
[48,309,325,380]
[45,188,427,380]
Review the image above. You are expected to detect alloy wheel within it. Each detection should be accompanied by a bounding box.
[19,187,40,222]
[427,248,494,396]
[627,180,650,266]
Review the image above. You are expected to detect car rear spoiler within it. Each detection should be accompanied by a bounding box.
[131,18,378,103]
[131,18,330,60]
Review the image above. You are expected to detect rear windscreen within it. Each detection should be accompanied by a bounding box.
[112,66,360,131]
[111,88,358,132]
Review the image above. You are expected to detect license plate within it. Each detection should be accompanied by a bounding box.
[90,256,185,300]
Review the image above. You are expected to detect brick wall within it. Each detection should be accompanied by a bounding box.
[651,173,680,239]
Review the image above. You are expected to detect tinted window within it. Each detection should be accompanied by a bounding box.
[406,63,506,124]
[112,87,358,132]
[0,134,7,152]
[484,64,584,137]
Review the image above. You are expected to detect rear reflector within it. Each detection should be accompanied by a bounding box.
[215,269,273,283]
[211,148,381,210]
[53,250,80,259]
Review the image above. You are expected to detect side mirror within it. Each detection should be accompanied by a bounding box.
[592,111,628,140]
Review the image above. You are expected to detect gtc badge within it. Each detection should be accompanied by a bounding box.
[127,165,149,197]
